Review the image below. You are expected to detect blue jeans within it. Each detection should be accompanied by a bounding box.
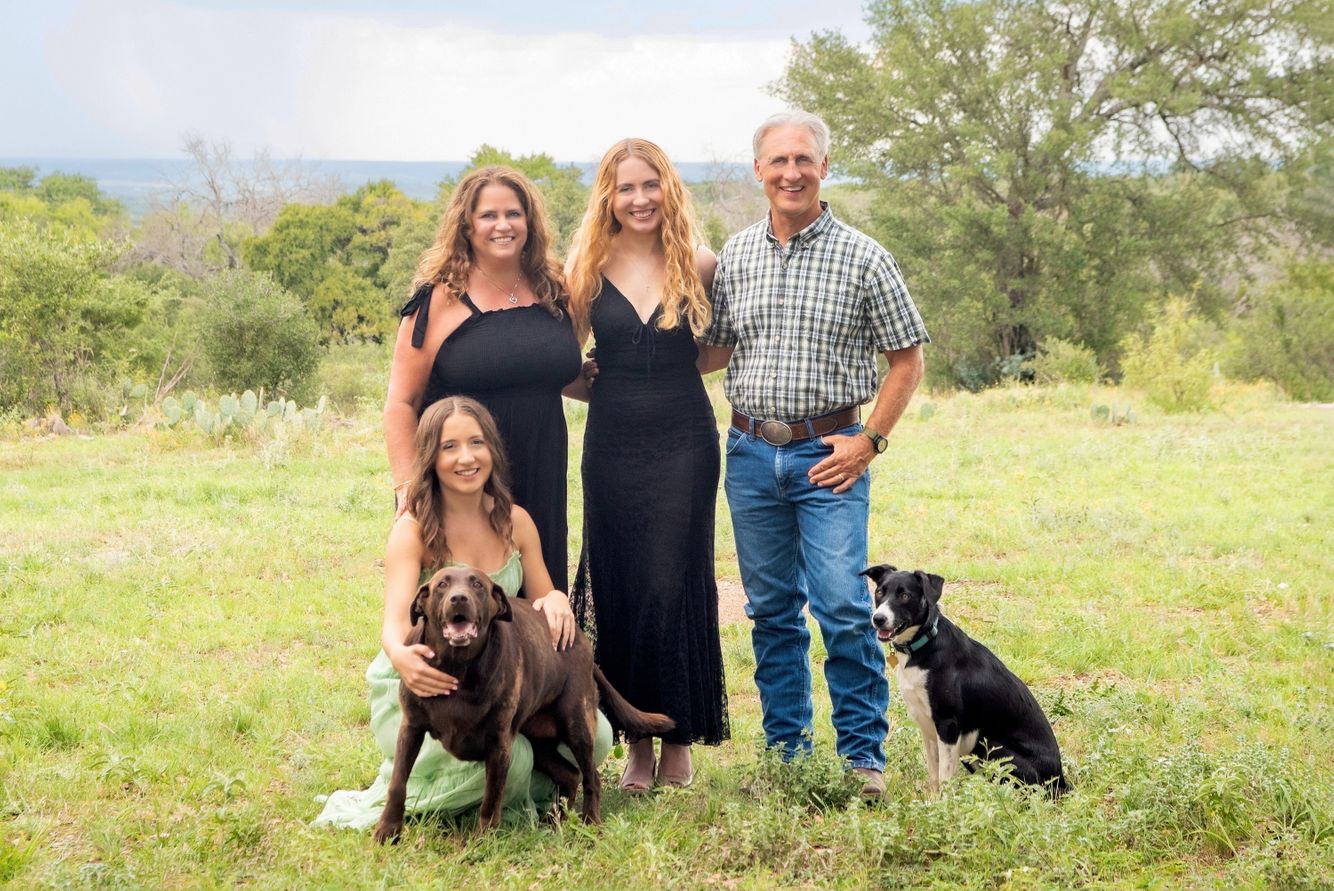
[723,423,889,771]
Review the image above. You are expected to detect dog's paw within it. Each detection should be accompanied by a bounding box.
[372,821,402,845]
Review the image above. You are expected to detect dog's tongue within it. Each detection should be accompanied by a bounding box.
[877,628,893,641]
[445,620,478,647]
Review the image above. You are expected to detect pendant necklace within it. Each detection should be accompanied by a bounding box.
[477,267,523,305]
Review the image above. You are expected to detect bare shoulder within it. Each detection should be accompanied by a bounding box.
[695,244,718,290]
[510,504,536,534]
[386,514,425,556]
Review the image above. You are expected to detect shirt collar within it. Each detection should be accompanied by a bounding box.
[765,201,834,249]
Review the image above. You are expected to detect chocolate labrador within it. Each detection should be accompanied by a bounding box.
[374,566,674,843]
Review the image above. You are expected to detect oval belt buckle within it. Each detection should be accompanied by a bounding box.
[759,420,794,446]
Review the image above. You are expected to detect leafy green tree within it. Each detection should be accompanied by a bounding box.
[197,269,321,400]
[778,0,1332,387]
[1225,259,1334,401]
[243,202,357,298]
[243,180,431,342]
[0,222,137,414]
[0,168,126,239]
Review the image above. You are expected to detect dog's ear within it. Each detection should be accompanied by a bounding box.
[859,564,898,584]
[916,571,945,604]
[491,582,513,623]
[411,581,431,626]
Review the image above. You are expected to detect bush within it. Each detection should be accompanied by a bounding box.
[317,341,391,413]
[197,270,320,402]
[1223,260,1334,402]
[0,221,134,416]
[1029,337,1102,385]
[1121,298,1218,412]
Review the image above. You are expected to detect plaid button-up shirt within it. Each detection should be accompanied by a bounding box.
[701,204,929,421]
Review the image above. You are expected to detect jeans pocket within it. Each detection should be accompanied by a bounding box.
[725,427,746,456]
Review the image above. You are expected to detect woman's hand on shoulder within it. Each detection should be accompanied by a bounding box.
[533,590,576,651]
[388,642,459,698]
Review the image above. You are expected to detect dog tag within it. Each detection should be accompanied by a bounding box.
[886,651,898,668]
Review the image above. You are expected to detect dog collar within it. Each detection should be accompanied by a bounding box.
[891,613,939,656]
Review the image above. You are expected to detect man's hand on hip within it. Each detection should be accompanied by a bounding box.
[810,433,877,494]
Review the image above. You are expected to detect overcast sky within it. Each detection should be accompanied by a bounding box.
[4,0,871,163]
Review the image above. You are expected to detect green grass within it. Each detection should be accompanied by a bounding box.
[1,382,1331,888]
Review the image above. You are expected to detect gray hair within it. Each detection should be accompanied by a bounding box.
[752,111,831,160]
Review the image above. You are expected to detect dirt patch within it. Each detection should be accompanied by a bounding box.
[717,578,748,626]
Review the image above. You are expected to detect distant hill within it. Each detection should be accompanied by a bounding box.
[0,157,755,219]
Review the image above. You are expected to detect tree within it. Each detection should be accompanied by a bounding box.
[242,180,431,342]
[778,0,1333,387]
[197,270,321,400]
[0,222,137,414]
[136,136,340,277]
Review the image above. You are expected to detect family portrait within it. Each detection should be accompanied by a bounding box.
[2,1,1331,888]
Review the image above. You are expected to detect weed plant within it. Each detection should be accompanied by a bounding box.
[0,385,1330,888]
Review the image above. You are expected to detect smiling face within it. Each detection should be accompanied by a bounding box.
[862,565,945,643]
[468,183,527,265]
[611,155,664,235]
[754,123,829,230]
[434,411,493,496]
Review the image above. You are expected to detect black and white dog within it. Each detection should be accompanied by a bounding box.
[861,564,1069,795]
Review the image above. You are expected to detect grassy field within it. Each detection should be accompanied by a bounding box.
[1,382,1331,889]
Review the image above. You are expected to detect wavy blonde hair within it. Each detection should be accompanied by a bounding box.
[411,166,565,315]
[405,397,514,569]
[565,139,710,342]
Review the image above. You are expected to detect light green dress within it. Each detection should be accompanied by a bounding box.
[314,551,614,830]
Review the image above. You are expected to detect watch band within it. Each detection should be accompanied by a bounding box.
[861,428,888,454]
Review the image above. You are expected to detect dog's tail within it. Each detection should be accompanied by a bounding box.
[593,666,675,737]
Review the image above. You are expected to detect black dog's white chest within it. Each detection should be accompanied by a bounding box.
[896,663,936,729]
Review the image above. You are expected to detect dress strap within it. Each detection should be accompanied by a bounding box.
[400,282,434,349]
[458,293,484,319]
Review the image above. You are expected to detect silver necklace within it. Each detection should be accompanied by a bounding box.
[476,267,523,305]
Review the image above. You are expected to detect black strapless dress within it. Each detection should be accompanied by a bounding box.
[401,286,581,591]
[571,279,729,745]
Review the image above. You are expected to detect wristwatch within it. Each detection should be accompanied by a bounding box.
[861,428,888,454]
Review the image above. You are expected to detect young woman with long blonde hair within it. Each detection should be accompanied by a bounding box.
[565,139,729,793]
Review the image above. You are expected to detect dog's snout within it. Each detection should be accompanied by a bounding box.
[872,609,889,627]
[448,590,470,607]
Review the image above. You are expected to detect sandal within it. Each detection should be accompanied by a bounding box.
[657,743,693,788]
[619,740,656,794]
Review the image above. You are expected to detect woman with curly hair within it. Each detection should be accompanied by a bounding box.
[566,139,730,793]
[384,167,582,591]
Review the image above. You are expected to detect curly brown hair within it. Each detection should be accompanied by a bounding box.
[411,166,566,317]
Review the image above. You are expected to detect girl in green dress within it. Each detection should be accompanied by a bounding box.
[316,396,612,830]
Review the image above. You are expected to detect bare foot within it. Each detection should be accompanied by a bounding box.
[619,738,655,794]
[657,742,693,788]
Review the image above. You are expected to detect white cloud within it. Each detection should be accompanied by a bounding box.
[42,1,795,161]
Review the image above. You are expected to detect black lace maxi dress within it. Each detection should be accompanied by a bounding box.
[571,280,729,746]
[401,285,581,592]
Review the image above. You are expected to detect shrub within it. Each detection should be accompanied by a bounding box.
[197,270,320,402]
[1121,298,1218,412]
[1030,337,1103,384]
[1223,260,1334,402]
[0,221,135,416]
[317,341,391,413]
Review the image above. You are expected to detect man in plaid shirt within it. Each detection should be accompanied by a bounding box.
[699,111,929,797]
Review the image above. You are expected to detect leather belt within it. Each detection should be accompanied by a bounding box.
[730,407,859,446]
